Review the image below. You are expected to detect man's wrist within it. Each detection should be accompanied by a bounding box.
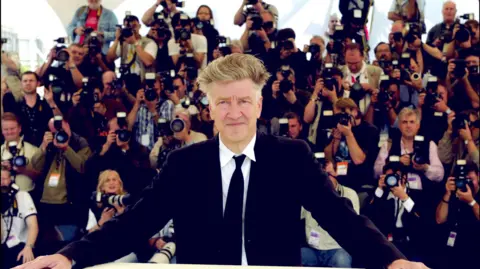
[469,200,477,207]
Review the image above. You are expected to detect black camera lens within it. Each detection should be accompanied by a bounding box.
[323,77,336,91]
[115,129,131,142]
[279,79,293,93]
[55,130,69,144]
[335,112,350,126]
[250,15,263,30]
[455,26,470,43]
[392,32,403,42]
[56,50,70,62]
[145,88,158,102]
[121,28,134,39]
[12,156,27,167]
[171,118,185,133]
[385,173,400,188]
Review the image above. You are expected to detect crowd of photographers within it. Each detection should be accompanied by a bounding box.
[1,0,479,268]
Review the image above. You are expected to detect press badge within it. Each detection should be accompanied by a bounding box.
[308,230,320,248]
[336,162,348,176]
[48,173,60,187]
[141,134,150,147]
[447,231,457,247]
[6,235,20,248]
[323,110,333,116]
[407,177,420,190]
[434,112,443,117]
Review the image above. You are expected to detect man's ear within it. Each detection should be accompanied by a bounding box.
[256,96,263,119]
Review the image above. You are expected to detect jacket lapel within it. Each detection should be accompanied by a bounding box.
[205,136,224,231]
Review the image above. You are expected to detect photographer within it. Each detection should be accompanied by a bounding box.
[388,0,425,31]
[240,10,276,55]
[426,1,457,48]
[37,43,87,90]
[342,43,383,114]
[445,55,480,112]
[304,66,347,149]
[374,42,393,66]
[31,117,91,254]
[66,0,118,54]
[364,160,429,261]
[2,71,61,147]
[101,71,136,111]
[234,0,278,27]
[1,39,22,107]
[147,19,174,73]
[169,75,199,115]
[106,15,157,76]
[193,5,220,63]
[1,113,41,192]
[142,0,182,28]
[191,95,214,139]
[374,108,444,192]
[167,13,207,69]
[325,98,379,193]
[150,111,207,169]
[282,112,315,150]
[435,163,479,269]
[438,110,479,172]
[304,36,326,91]
[262,66,308,125]
[301,160,357,267]
[87,117,154,197]
[1,168,39,268]
[82,34,115,77]
[444,19,479,60]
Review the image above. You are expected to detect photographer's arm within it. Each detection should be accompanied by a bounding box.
[406,0,420,21]
[142,3,159,26]
[324,138,340,162]
[240,28,250,51]
[303,99,317,124]
[150,137,163,169]
[421,42,443,60]
[234,1,246,26]
[345,133,366,165]
[415,47,424,74]
[461,76,480,109]
[25,215,39,250]
[96,54,111,72]
[436,190,450,224]
[444,41,456,59]
[194,52,206,69]
[107,40,120,63]
[424,142,444,182]
[437,129,453,164]
[388,12,403,22]
[135,43,155,68]
[1,52,18,72]
[364,103,375,125]
[466,139,479,167]
[127,102,141,130]
[64,146,91,174]
[69,65,85,89]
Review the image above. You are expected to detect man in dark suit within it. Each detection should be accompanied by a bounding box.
[17,54,428,269]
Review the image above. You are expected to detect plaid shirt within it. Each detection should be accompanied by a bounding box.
[134,98,174,150]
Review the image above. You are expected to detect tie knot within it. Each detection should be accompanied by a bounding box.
[233,155,246,168]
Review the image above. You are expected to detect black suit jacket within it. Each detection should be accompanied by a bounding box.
[59,134,404,268]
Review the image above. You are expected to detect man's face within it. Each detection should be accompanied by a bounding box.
[88,0,101,10]
[1,120,21,142]
[70,46,86,66]
[200,106,211,122]
[126,20,141,34]
[388,84,400,103]
[21,74,38,94]
[437,85,448,103]
[345,49,363,74]
[466,55,479,68]
[375,43,392,61]
[261,13,275,35]
[288,118,302,139]
[93,102,106,116]
[173,78,186,98]
[442,2,456,23]
[310,37,325,59]
[399,114,420,139]
[209,79,262,145]
[102,71,116,96]
[197,7,212,21]
[468,170,479,194]
[276,71,295,83]
[1,170,11,188]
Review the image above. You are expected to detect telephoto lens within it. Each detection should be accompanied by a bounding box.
[412,136,427,165]
[53,116,69,144]
[454,159,468,192]
[148,242,176,264]
[385,173,401,188]
[170,117,186,133]
[145,72,158,102]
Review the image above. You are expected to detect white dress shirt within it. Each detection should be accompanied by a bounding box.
[374,187,415,228]
[219,134,256,265]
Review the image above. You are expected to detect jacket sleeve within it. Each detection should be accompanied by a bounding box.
[298,141,405,268]
[437,130,453,165]
[57,147,179,267]
[102,9,118,43]
[66,7,82,41]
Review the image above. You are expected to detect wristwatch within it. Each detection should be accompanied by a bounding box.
[469,200,477,207]
[445,108,452,115]
[69,64,76,70]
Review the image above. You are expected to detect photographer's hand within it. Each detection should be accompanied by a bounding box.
[457,185,474,204]
[44,85,55,107]
[284,90,297,104]
[40,132,53,153]
[100,131,116,156]
[459,123,473,142]
[71,90,82,107]
[444,177,456,198]
[115,27,121,41]
[370,89,379,104]
[17,245,34,264]
[135,89,146,105]
[337,122,353,137]
[74,26,85,36]
[271,80,280,98]
[447,60,456,79]
[1,161,12,171]
[98,208,115,226]
[313,78,324,97]
[446,111,456,132]
[400,154,411,167]
[417,92,426,108]
[412,158,429,172]
[433,98,449,113]
[167,90,181,105]
[378,174,387,189]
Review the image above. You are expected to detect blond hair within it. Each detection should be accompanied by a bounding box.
[398,107,420,123]
[197,54,271,101]
[97,170,126,195]
[335,97,358,110]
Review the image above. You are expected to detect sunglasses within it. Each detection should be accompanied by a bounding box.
[262,21,274,29]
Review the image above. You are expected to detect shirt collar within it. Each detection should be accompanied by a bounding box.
[219,134,256,168]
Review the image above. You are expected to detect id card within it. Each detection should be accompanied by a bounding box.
[308,230,320,248]
[336,162,348,176]
[446,231,457,247]
[6,235,20,248]
[434,112,443,117]
[141,134,150,147]
[407,177,420,190]
[48,173,60,188]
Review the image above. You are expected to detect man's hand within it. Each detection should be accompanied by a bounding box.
[17,245,34,264]
[99,207,116,226]
[313,78,324,97]
[370,89,379,104]
[1,160,12,172]
[447,60,456,79]
[432,38,442,48]
[44,85,55,106]
[166,90,180,105]
[457,185,474,204]
[104,130,117,148]
[284,90,297,104]
[412,158,429,172]
[155,238,167,250]
[40,132,54,152]
[417,92,426,108]
[53,135,69,151]
[433,98,449,112]
[74,26,85,36]
[256,28,269,41]
[407,36,422,51]
[360,83,375,93]
[322,86,338,102]
[13,254,72,269]
[459,124,473,142]
[445,176,456,196]
[378,174,387,189]
[95,53,103,63]
[388,259,430,269]
[332,128,342,141]
[115,27,121,41]
[391,185,409,201]
[271,80,280,97]
[135,89,146,105]
[71,90,82,107]
[446,111,456,131]
[125,34,137,45]
[400,154,411,167]
[337,122,353,137]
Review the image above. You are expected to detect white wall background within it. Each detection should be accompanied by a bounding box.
[2,0,479,62]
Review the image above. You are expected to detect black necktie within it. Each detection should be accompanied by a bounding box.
[222,154,246,265]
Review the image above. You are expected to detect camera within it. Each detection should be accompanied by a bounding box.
[454,14,475,44]
[321,63,336,91]
[48,74,66,94]
[452,59,467,78]
[160,0,185,8]
[278,118,289,137]
[181,53,198,81]
[80,77,97,107]
[412,135,428,165]
[314,152,326,169]
[468,65,479,76]
[174,28,191,42]
[425,76,438,93]
[181,97,192,109]
[279,65,293,93]
[384,155,402,188]
[378,59,392,70]
[144,73,158,102]
[217,36,232,56]
[93,191,133,207]
[171,116,186,133]
[86,32,102,56]
[392,32,403,43]
[378,75,392,104]
[148,242,176,264]
[424,91,441,109]
[391,60,399,70]
[116,112,131,142]
[305,44,320,61]
[159,70,176,95]
[349,81,365,102]
[7,141,28,168]
[335,112,351,126]
[250,14,263,30]
[158,118,173,137]
[454,159,470,192]
[452,113,470,131]
[278,40,294,51]
[385,173,401,188]
[404,23,421,44]
[53,37,69,63]
[53,116,69,144]
[1,182,19,213]
[328,25,345,55]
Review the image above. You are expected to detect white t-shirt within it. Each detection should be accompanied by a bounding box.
[167,34,208,69]
[115,37,158,75]
[1,191,37,248]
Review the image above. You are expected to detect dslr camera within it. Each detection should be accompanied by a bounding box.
[53,37,69,63]
[48,74,67,95]
[328,25,345,55]
[144,73,158,102]
[454,159,472,192]
[404,23,422,44]
[117,11,136,41]
[158,70,176,95]
[377,75,393,105]
[174,14,191,42]
[334,112,351,127]
[321,63,337,91]
[86,32,102,56]
[411,135,428,165]
[93,191,133,208]
[279,65,293,93]
[180,53,198,81]
[305,43,321,61]
[53,116,69,144]
[7,141,28,168]
[384,156,402,188]
[217,36,232,56]
[116,112,131,142]
[160,0,185,8]
[451,59,467,78]
[454,14,475,43]
[158,118,174,137]
[170,115,186,133]
[249,14,263,31]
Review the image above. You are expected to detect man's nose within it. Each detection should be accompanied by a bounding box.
[227,101,242,119]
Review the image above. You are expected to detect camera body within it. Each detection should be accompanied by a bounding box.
[7,141,28,168]
[53,37,69,62]
[321,63,337,91]
[93,191,132,208]
[279,65,293,93]
[217,36,232,56]
[1,183,20,213]
[452,113,470,132]
[158,70,176,95]
[378,75,392,105]
[335,112,351,126]
[452,59,467,78]
[412,135,428,165]
[175,28,191,42]
[454,159,472,192]
[116,112,131,142]
[384,155,402,188]
[161,0,185,8]
[424,91,441,109]
[250,14,263,30]
[144,73,158,102]
[53,116,69,145]
[404,23,421,44]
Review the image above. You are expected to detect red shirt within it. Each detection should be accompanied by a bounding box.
[80,9,100,44]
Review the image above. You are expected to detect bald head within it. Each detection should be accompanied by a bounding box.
[442,1,457,23]
[48,117,71,136]
[102,71,117,95]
